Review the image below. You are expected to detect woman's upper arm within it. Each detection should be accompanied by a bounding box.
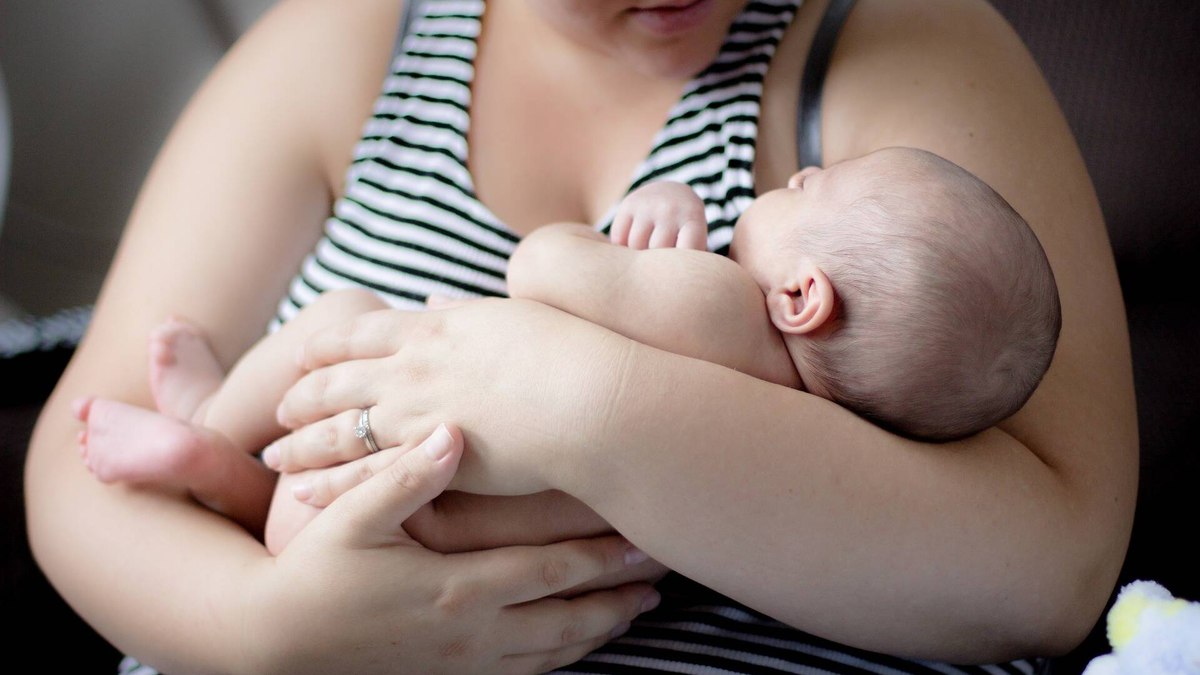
[25,0,401,667]
[824,0,1137,614]
[76,0,400,378]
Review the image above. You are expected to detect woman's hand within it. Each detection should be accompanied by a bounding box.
[271,446,673,595]
[273,300,624,497]
[245,424,659,675]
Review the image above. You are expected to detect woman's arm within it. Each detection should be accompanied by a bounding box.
[561,0,1135,659]
[279,0,1135,663]
[26,1,657,672]
[24,0,389,667]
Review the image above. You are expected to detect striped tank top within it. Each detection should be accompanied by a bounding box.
[273,0,796,319]
[254,1,1045,673]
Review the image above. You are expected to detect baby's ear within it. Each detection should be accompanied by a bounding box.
[767,262,836,335]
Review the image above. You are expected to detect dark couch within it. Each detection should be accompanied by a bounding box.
[3,1,1197,672]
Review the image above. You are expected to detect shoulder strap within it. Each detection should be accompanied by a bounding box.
[797,0,857,167]
[393,0,423,60]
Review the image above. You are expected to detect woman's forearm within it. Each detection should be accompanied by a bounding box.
[26,390,265,674]
[548,342,1129,662]
[277,296,1126,662]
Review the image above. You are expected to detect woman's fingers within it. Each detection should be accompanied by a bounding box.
[290,444,407,507]
[298,307,444,371]
[263,409,379,471]
[503,583,656,656]
[289,422,458,502]
[465,535,649,606]
[295,308,403,370]
[499,633,614,675]
[403,490,612,553]
[276,359,378,428]
[319,423,463,548]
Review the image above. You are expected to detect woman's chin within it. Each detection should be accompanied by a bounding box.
[617,40,724,80]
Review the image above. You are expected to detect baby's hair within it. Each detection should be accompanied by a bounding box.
[791,149,1061,441]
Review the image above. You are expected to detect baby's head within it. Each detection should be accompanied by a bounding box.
[730,147,1060,441]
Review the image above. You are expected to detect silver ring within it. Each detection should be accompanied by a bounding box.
[354,408,381,454]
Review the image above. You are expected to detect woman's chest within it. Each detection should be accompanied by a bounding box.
[463,2,814,238]
[467,64,681,236]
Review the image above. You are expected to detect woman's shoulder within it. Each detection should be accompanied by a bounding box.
[760,0,1027,187]
[235,0,405,189]
[820,0,1046,163]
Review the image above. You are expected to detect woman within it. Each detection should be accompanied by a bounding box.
[26,0,1136,672]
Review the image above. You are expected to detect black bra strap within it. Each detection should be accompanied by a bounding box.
[394,0,423,60]
[797,0,857,168]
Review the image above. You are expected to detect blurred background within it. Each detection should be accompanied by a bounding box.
[1,1,1197,672]
[0,0,272,320]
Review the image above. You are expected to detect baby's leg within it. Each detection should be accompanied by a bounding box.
[196,288,389,452]
[73,396,275,533]
[148,318,226,421]
[76,319,262,524]
[76,288,387,540]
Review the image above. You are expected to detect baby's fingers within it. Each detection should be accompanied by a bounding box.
[626,216,655,250]
[676,220,708,250]
[647,223,680,249]
[609,212,634,247]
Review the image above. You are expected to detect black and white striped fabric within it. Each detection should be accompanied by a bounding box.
[273,0,800,322]
[121,1,1045,672]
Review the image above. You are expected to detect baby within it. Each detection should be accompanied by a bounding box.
[73,146,1060,553]
[513,146,1062,441]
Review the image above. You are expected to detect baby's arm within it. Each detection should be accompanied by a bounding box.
[508,224,797,388]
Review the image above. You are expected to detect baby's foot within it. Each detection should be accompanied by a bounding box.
[149,317,224,420]
[73,396,214,486]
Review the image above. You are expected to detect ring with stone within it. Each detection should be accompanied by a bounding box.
[354,407,381,454]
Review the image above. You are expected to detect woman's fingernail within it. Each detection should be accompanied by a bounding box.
[640,591,661,613]
[292,483,313,502]
[610,621,631,639]
[424,424,455,461]
[624,545,649,567]
[261,444,280,469]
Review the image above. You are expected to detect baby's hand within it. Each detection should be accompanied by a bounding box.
[610,181,708,250]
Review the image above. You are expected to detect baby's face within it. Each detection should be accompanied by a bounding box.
[730,148,923,291]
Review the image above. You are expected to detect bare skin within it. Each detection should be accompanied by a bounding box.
[72,289,390,551]
[26,0,1134,671]
[274,0,1135,660]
